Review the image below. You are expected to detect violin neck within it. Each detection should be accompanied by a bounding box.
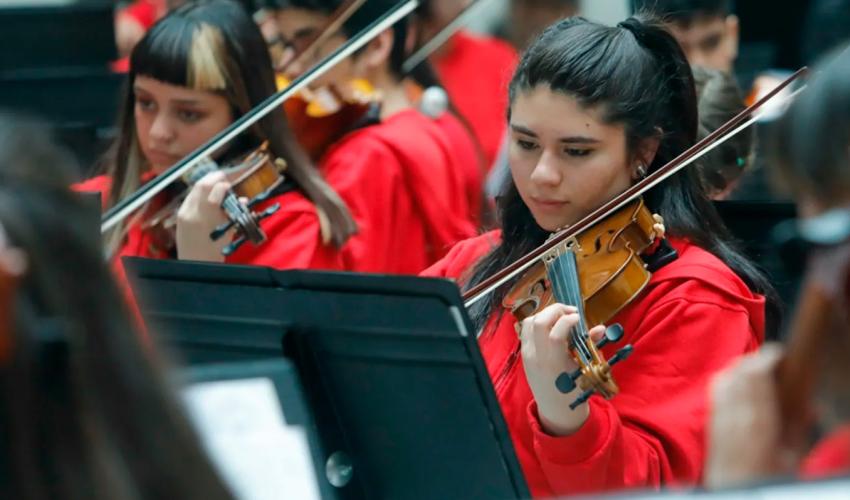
[545,248,588,335]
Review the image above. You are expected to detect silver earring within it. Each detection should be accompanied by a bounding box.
[636,164,647,178]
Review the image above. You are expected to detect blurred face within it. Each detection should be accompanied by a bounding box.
[422,0,470,34]
[667,15,739,73]
[134,76,233,173]
[274,7,356,89]
[509,0,579,50]
[508,86,640,232]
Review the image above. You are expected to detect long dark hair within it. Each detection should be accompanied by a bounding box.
[103,0,355,251]
[463,15,779,331]
[0,113,234,499]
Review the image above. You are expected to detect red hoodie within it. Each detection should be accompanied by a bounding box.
[320,109,476,273]
[433,30,519,170]
[800,424,850,480]
[422,231,765,497]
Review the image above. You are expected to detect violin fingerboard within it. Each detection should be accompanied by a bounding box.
[546,250,589,336]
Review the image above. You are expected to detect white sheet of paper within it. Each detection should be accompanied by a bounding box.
[183,377,321,500]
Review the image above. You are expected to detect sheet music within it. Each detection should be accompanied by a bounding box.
[183,378,321,500]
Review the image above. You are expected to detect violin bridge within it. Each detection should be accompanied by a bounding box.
[542,237,580,264]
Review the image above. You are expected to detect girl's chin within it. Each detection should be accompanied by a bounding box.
[531,214,572,233]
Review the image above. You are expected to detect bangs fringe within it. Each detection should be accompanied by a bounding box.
[131,17,228,92]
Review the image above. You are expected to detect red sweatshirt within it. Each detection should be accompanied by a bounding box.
[433,31,518,170]
[800,424,850,480]
[320,109,476,274]
[422,231,765,497]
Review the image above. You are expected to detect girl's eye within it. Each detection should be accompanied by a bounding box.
[136,98,155,111]
[517,139,538,151]
[564,148,592,157]
[177,109,203,123]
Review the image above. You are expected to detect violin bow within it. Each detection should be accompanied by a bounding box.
[401,0,494,74]
[463,67,809,308]
[101,0,420,235]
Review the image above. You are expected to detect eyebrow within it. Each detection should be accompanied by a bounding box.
[698,33,723,49]
[510,124,600,144]
[171,99,204,106]
[294,26,319,39]
[133,85,204,106]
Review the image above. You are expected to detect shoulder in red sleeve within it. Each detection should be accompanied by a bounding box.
[421,230,502,280]
[73,175,112,210]
[320,111,476,273]
[800,424,850,480]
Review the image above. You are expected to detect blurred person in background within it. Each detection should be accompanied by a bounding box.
[692,65,753,200]
[0,112,235,500]
[706,44,850,489]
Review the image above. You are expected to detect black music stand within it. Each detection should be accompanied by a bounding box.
[125,258,530,500]
[0,2,116,73]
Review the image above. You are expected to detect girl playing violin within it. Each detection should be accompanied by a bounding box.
[423,16,777,496]
[78,0,357,270]
[246,0,477,273]
[706,44,850,489]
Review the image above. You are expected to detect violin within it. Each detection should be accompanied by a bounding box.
[277,76,380,161]
[262,0,381,161]
[463,68,807,408]
[140,143,288,256]
[503,198,667,407]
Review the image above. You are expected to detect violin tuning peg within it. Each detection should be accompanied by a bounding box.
[569,389,594,410]
[210,220,235,241]
[555,369,582,394]
[247,190,275,208]
[608,344,634,367]
[257,203,281,221]
[596,323,625,349]
[222,236,247,257]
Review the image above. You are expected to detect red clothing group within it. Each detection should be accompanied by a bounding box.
[423,232,766,497]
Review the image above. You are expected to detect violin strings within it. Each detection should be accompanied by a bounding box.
[547,250,592,364]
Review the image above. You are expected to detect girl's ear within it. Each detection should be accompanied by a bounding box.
[354,28,394,73]
[631,128,662,179]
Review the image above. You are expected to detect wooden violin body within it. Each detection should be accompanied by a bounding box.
[502,198,660,407]
[503,198,658,327]
[277,75,378,161]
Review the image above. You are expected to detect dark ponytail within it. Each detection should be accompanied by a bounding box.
[464,15,780,333]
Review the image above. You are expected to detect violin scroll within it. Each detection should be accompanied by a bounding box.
[554,323,634,409]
